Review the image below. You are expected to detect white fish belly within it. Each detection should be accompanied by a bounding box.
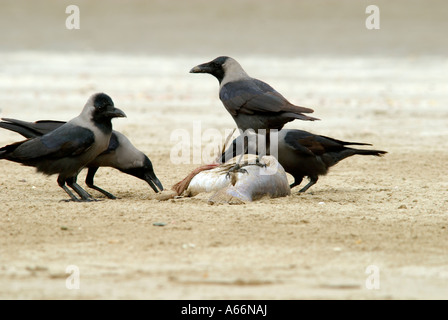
[187,155,291,203]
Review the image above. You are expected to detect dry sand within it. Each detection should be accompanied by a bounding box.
[0,0,447,300]
[0,53,447,300]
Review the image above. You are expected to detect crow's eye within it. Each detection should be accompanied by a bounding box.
[213,63,224,72]
[96,104,108,111]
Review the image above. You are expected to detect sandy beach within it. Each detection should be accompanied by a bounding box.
[0,1,447,300]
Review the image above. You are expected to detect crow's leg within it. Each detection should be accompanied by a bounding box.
[229,156,266,173]
[66,176,98,202]
[289,176,303,189]
[251,156,267,168]
[57,176,80,202]
[225,133,266,178]
[70,182,96,201]
[298,176,318,193]
[225,163,248,179]
[225,136,249,179]
[85,167,117,199]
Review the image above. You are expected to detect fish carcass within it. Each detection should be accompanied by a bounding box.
[169,154,291,204]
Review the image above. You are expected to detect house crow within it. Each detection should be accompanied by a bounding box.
[221,129,387,192]
[0,93,126,201]
[0,118,163,199]
[190,56,319,132]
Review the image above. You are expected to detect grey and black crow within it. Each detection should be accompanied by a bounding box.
[190,56,319,132]
[0,118,163,199]
[221,129,387,192]
[0,93,126,201]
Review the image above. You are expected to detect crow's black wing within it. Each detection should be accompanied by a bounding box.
[220,79,314,116]
[0,118,66,138]
[10,123,95,160]
[284,130,354,156]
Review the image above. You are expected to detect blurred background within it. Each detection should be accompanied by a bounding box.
[0,0,446,57]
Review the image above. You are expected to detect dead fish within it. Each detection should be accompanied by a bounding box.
[165,154,291,204]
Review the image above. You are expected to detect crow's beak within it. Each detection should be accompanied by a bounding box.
[107,107,127,118]
[145,170,164,193]
[189,62,213,74]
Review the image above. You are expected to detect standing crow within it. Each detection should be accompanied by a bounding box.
[0,93,126,201]
[190,56,319,173]
[221,129,387,192]
[190,56,319,132]
[0,118,164,198]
